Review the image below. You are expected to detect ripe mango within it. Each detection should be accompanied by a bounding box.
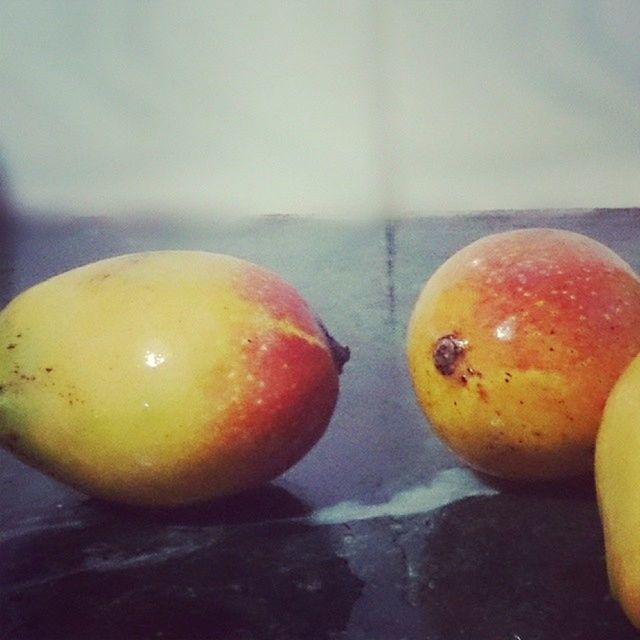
[596,353,640,628]
[407,228,640,480]
[0,251,348,506]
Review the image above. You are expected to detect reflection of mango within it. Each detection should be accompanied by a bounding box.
[0,251,348,506]
[407,228,640,480]
[596,354,640,629]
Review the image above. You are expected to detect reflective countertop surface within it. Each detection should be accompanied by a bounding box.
[1,208,639,639]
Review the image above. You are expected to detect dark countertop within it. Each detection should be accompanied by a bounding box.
[1,208,639,639]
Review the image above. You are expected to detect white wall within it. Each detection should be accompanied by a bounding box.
[1,1,639,219]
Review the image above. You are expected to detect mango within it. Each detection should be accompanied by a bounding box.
[407,228,640,480]
[596,353,640,628]
[0,251,348,506]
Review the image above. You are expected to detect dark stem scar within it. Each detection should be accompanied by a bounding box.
[433,334,467,375]
[317,319,350,375]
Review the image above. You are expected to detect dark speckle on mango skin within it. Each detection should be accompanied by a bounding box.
[92,273,112,282]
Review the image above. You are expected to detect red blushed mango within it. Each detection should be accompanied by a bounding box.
[192,332,340,500]
[0,251,349,506]
[407,228,640,480]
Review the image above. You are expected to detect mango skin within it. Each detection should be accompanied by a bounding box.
[596,354,640,629]
[407,228,640,480]
[0,251,340,506]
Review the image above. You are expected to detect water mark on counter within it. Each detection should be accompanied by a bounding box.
[310,467,498,525]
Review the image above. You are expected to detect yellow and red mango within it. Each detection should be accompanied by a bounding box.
[407,228,640,480]
[0,251,348,506]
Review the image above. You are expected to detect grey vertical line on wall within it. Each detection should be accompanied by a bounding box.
[385,219,397,325]
[369,1,398,324]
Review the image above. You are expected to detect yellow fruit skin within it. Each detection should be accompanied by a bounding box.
[407,228,640,480]
[596,354,640,629]
[0,251,339,506]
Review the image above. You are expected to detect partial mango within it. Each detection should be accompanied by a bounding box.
[596,353,640,628]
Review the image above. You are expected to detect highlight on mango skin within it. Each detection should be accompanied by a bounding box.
[0,250,349,507]
[406,227,640,481]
